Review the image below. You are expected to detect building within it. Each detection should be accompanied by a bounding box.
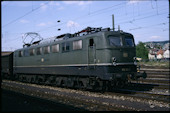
[163,49,170,61]
[163,42,170,50]
[148,49,159,60]
[157,49,164,60]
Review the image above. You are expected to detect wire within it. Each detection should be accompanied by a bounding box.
[36,3,167,34]
[2,2,11,8]
[2,1,168,46]
[117,12,168,25]
[34,2,126,33]
[2,1,50,28]
[88,2,125,15]
[129,22,169,31]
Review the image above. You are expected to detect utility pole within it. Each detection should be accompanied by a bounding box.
[168,0,170,38]
[112,14,115,31]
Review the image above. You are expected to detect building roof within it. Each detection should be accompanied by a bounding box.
[157,49,164,55]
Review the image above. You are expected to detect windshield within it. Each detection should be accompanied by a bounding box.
[108,36,122,46]
[124,37,134,47]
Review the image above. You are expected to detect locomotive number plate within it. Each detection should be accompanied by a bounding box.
[123,52,128,57]
[122,68,130,71]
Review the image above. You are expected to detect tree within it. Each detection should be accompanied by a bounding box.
[136,42,149,60]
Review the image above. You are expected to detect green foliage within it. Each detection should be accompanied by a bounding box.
[136,42,149,60]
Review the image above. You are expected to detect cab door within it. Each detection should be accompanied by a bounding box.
[88,38,96,68]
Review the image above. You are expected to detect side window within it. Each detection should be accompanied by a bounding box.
[37,47,42,55]
[24,49,29,57]
[15,52,17,57]
[44,46,50,54]
[52,44,59,53]
[73,40,82,50]
[89,39,94,46]
[62,42,70,52]
[29,48,35,56]
[18,51,23,57]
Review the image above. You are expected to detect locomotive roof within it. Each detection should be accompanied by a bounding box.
[15,27,132,51]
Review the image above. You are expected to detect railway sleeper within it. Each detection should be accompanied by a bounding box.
[18,75,23,82]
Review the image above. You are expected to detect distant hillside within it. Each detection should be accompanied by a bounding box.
[144,40,169,45]
[144,40,169,49]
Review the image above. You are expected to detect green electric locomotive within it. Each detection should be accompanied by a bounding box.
[10,26,146,90]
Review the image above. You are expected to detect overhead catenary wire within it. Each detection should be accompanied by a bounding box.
[2,1,50,28]
[2,1,168,50]
[3,11,168,45]
[129,22,169,31]
[118,12,168,25]
[2,1,11,8]
[3,3,168,34]
[34,2,126,33]
[3,1,166,34]
[36,2,167,33]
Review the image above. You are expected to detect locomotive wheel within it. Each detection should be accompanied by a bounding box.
[26,76,30,82]
[102,81,108,91]
[73,81,79,89]
[18,75,23,82]
[78,81,84,89]
[38,75,46,85]
[60,80,65,87]
[30,77,35,83]
[93,82,100,91]
[116,81,126,88]
[103,81,112,91]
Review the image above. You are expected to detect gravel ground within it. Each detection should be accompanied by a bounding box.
[1,89,85,112]
[1,80,169,111]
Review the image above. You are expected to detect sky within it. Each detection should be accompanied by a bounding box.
[1,0,169,51]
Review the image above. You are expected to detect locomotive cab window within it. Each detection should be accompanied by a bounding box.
[124,37,134,47]
[108,36,122,46]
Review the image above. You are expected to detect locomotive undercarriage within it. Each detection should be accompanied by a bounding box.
[14,74,102,90]
[3,64,147,91]
[13,72,138,91]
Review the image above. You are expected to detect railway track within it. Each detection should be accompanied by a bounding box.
[132,67,169,88]
[1,67,169,111]
[2,79,169,111]
[109,86,169,103]
[1,89,84,112]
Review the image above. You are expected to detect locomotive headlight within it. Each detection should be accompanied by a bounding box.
[133,57,137,61]
[112,57,116,62]
[133,57,137,65]
[112,57,117,66]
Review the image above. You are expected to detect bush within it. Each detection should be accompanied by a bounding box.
[136,42,149,60]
